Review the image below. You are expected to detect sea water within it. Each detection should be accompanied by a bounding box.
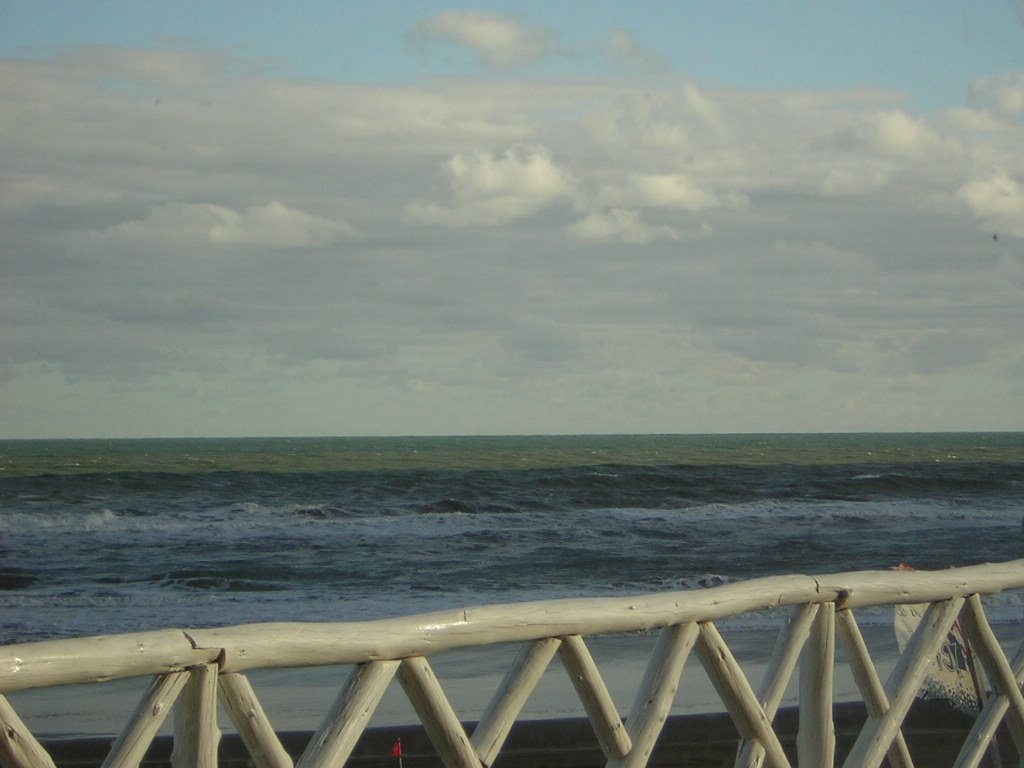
[2,433,1023,645]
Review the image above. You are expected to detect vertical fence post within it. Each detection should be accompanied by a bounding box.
[697,622,792,768]
[171,664,220,768]
[798,601,835,768]
[737,603,818,768]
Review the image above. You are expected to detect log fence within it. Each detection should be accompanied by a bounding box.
[3,560,1024,768]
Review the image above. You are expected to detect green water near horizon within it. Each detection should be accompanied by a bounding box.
[2,432,1023,476]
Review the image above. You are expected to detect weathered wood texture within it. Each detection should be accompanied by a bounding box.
[470,637,560,765]
[0,694,56,768]
[558,634,630,760]
[297,660,398,768]
[170,665,219,768]
[217,673,292,768]
[2,560,1024,768]
[100,671,188,768]
[6,560,1024,689]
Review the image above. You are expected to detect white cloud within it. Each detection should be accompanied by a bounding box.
[681,82,727,133]
[619,173,742,211]
[866,110,953,158]
[565,208,680,244]
[3,45,1024,435]
[94,202,355,249]
[209,202,356,247]
[412,11,555,68]
[405,143,575,227]
[957,169,1024,237]
[820,161,894,196]
[969,73,1024,115]
[605,29,671,73]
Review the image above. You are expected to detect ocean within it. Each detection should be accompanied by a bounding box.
[2,433,1023,647]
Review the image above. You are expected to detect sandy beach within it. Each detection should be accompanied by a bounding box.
[35,700,985,767]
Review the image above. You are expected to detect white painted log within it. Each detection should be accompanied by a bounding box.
[558,634,630,760]
[759,603,818,714]
[185,574,827,674]
[956,602,1004,768]
[4,561,1024,690]
[471,638,560,766]
[695,622,791,768]
[957,594,1024,755]
[842,597,965,768]
[0,630,211,693]
[834,609,913,768]
[607,622,699,768]
[171,664,220,768]
[953,639,1024,768]
[815,559,1024,609]
[101,671,189,768]
[139,560,1024,674]
[736,603,818,768]
[798,602,834,768]
[297,660,399,768]
[218,673,293,768]
[0,694,56,768]
[0,561,1019,768]
[397,656,482,768]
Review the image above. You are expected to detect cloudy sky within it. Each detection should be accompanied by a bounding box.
[2,1,1023,438]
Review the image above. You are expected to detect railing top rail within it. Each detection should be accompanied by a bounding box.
[4,559,1024,693]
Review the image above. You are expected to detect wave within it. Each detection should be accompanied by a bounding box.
[3,461,1022,525]
[3,448,1023,645]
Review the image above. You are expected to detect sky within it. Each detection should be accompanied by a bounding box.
[2,2,1024,438]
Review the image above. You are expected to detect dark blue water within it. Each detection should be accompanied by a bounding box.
[2,433,1022,644]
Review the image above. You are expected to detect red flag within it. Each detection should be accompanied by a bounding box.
[390,738,402,757]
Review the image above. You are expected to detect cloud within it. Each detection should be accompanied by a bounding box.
[565,208,680,244]
[902,331,990,375]
[819,160,895,196]
[604,29,671,74]
[969,72,1024,115]
[2,45,1024,435]
[93,202,355,249]
[405,143,575,227]
[411,11,555,68]
[54,45,243,92]
[500,324,583,363]
[209,202,356,247]
[864,110,954,158]
[957,169,1024,237]
[603,173,745,211]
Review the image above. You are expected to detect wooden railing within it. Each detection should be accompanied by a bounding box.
[3,559,1024,768]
